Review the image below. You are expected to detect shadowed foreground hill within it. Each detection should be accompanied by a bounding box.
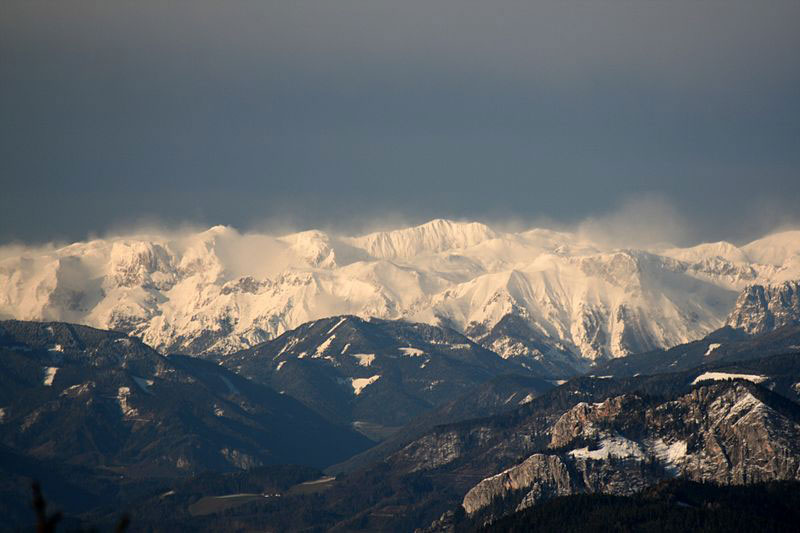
[477,480,800,533]
[0,320,372,527]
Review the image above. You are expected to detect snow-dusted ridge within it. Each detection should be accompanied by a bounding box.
[1,220,798,366]
[692,372,767,385]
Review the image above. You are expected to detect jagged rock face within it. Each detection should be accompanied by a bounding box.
[461,382,800,516]
[352,333,800,481]
[1,222,798,369]
[548,394,643,448]
[675,385,800,484]
[462,454,575,514]
[726,281,800,335]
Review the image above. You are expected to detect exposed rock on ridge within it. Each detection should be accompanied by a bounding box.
[726,280,800,335]
[462,381,800,517]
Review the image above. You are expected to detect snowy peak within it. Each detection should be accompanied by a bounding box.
[278,230,338,268]
[108,240,176,289]
[742,230,800,266]
[663,240,749,265]
[347,219,498,260]
[1,221,799,368]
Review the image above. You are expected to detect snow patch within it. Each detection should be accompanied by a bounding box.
[726,392,766,419]
[649,439,688,475]
[60,382,93,397]
[692,372,767,385]
[276,337,299,358]
[297,476,336,486]
[425,379,443,390]
[314,335,336,358]
[327,317,347,335]
[321,355,340,366]
[0,407,5,423]
[704,343,722,356]
[43,367,58,386]
[399,347,424,357]
[569,436,645,461]
[276,361,286,371]
[519,393,535,405]
[350,375,381,395]
[48,344,64,353]
[352,353,375,367]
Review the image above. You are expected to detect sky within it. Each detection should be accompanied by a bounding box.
[2,1,799,246]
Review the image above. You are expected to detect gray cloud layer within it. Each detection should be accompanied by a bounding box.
[2,1,799,245]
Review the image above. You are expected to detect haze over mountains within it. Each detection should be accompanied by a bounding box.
[2,219,799,376]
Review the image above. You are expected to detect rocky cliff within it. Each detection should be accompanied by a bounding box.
[726,281,800,335]
[461,381,800,519]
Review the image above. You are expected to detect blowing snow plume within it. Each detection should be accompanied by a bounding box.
[576,194,689,249]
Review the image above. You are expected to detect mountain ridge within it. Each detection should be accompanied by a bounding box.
[2,219,798,371]
[0,319,372,476]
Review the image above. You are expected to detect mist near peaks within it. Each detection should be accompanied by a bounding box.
[575,195,689,249]
[1,194,796,273]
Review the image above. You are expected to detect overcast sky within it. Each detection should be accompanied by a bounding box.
[2,1,799,245]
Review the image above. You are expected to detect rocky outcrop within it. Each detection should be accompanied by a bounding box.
[462,454,575,514]
[548,394,643,449]
[677,384,800,484]
[461,381,800,516]
[393,425,501,474]
[726,281,800,335]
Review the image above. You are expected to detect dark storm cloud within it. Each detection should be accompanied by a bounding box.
[2,1,799,245]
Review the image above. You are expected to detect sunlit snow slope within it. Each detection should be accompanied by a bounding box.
[1,220,798,368]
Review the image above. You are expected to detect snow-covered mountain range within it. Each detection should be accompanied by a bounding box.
[1,219,798,370]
